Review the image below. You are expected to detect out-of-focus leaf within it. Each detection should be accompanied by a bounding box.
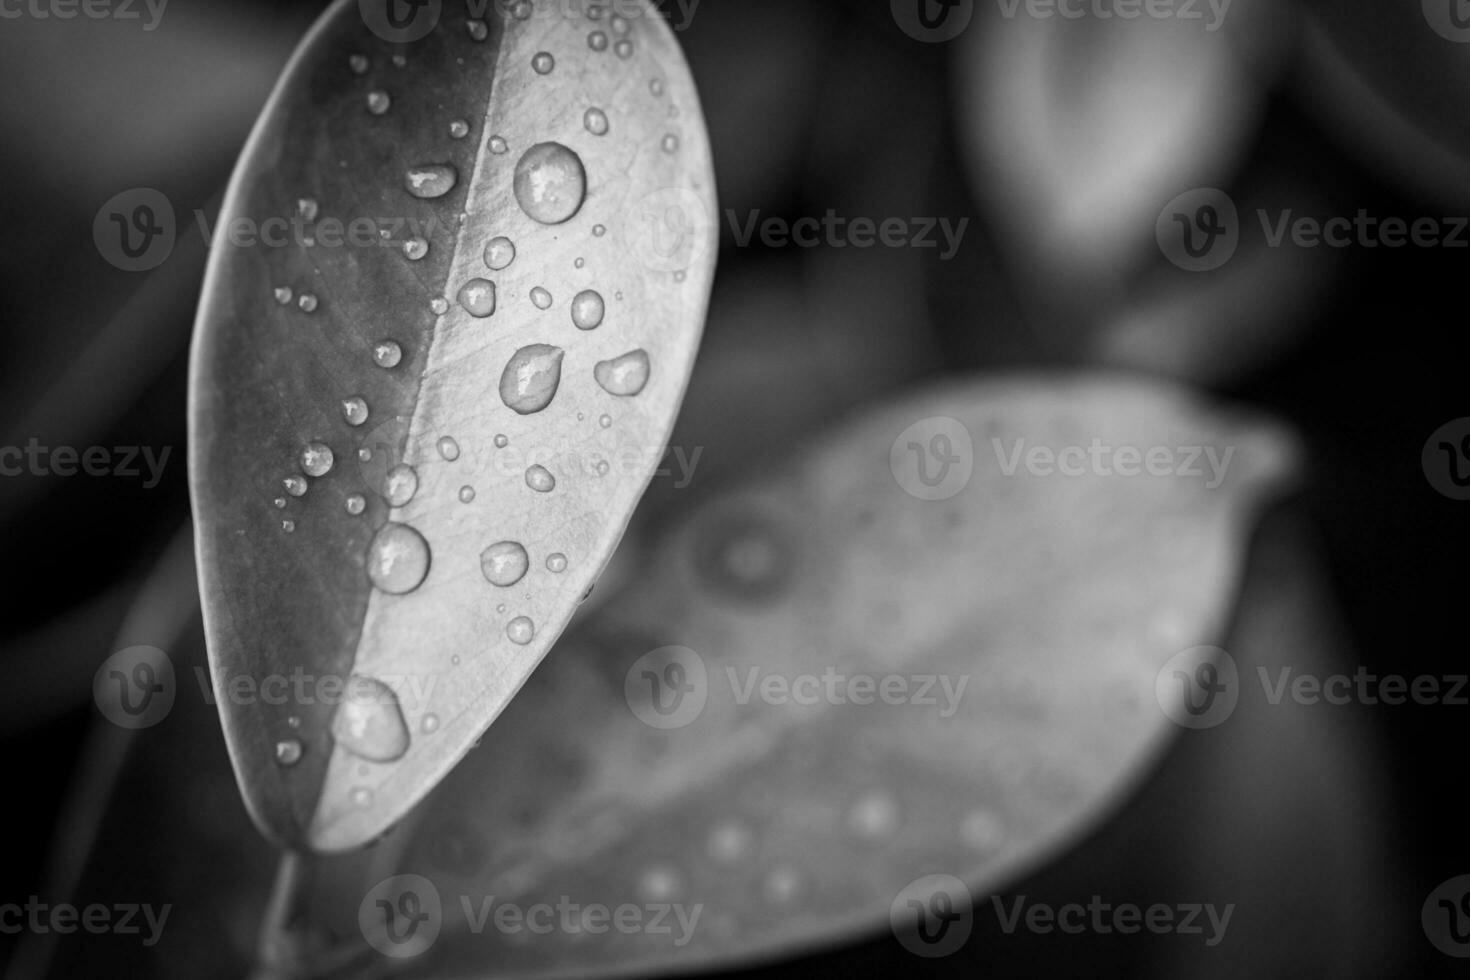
[189,0,716,852]
[283,373,1298,977]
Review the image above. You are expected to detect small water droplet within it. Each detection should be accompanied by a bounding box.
[638,864,684,903]
[281,519,296,533]
[763,867,803,906]
[275,738,303,767]
[594,349,651,396]
[583,107,609,136]
[525,465,556,493]
[611,13,630,34]
[707,820,753,864]
[506,616,536,645]
[615,38,634,59]
[599,414,612,428]
[358,447,373,462]
[513,143,587,225]
[532,51,555,74]
[405,164,459,200]
[459,485,476,503]
[421,713,440,734]
[481,541,529,587]
[449,118,470,139]
[301,443,334,477]
[511,0,531,18]
[570,289,605,329]
[483,237,516,273]
[496,603,508,615]
[341,397,369,427]
[373,341,403,368]
[595,460,610,476]
[350,786,374,808]
[430,297,450,315]
[346,494,367,516]
[296,198,320,222]
[960,809,1005,852]
[530,286,553,310]
[499,344,565,415]
[287,715,301,729]
[437,436,461,461]
[384,464,419,507]
[367,90,391,115]
[588,30,608,51]
[402,236,429,260]
[574,257,585,269]
[845,791,901,842]
[546,553,568,573]
[650,78,664,96]
[274,286,293,305]
[392,53,407,68]
[661,133,679,153]
[349,53,369,74]
[494,434,509,449]
[489,135,508,154]
[366,523,431,594]
[458,278,497,317]
[592,224,606,237]
[466,18,488,40]
[273,497,287,509]
[297,293,319,313]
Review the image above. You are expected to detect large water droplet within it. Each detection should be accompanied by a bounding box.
[275,738,303,767]
[342,397,369,427]
[513,143,587,225]
[594,349,650,396]
[373,341,403,369]
[458,278,497,317]
[366,90,391,115]
[481,541,529,587]
[366,523,431,595]
[532,51,555,74]
[301,443,334,477]
[484,236,515,270]
[331,675,411,762]
[530,286,553,310]
[525,465,556,493]
[584,107,609,136]
[506,616,535,645]
[571,289,605,330]
[437,436,461,461]
[405,164,459,200]
[499,345,565,415]
[384,464,419,507]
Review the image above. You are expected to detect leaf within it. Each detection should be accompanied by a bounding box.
[188,0,716,852]
[278,373,1299,975]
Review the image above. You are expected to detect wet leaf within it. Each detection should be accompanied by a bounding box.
[188,0,716,852]
[283,373,1299,975]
